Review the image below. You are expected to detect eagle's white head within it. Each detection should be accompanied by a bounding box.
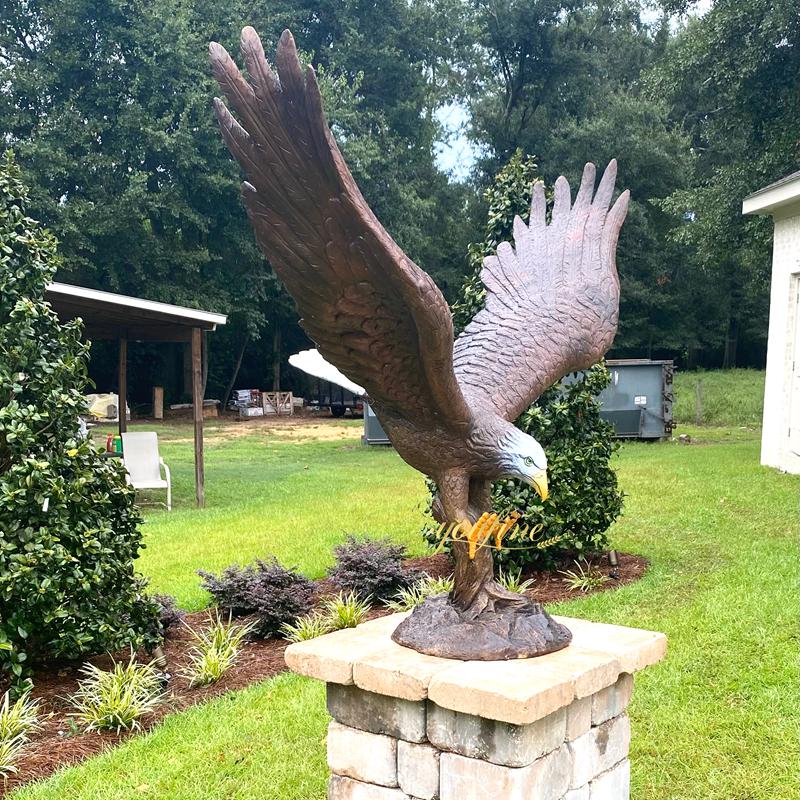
[496,424,549,500]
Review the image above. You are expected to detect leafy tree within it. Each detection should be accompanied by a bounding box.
[465,0,659,175]
[0,152,160,692]
[0,0,270,396]
[0,0,477,400]
[648,0,800,366]
[245,0,480,299]
[463,1,693,361]
[430,152,623,568]
[452,150,544,332]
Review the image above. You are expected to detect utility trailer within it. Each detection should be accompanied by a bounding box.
[308,378,363,417]
[288,348,365,417]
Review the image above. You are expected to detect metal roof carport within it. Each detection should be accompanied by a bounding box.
[46,282,228,507]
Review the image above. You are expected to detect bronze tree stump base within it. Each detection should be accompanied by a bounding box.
[391,594,572,661]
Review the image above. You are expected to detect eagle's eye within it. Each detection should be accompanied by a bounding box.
[523,456,534,467]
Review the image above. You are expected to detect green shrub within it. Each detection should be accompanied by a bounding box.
[0,152,160,692]
[489,365,623,569]
[451,151,545,336]
[428,151,623,569]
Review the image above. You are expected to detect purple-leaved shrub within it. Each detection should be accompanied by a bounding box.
[327,536,417,603]
[198,558,315,638]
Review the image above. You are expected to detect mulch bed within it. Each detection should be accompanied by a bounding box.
[7,551,647,793]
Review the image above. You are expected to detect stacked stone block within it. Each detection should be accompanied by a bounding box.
[285,613,666,800]
[325,675,634,800]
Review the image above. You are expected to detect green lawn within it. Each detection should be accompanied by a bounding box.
[115,418,430,609]
[15,418,799,799]
[673,368,765,428]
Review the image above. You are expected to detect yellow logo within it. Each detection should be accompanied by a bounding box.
[431,512,564,560]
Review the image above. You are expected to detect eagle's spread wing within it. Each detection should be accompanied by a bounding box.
[210,28,472,430]
[453,162,629,422]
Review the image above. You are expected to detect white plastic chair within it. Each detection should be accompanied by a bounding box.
[122,432,172,511]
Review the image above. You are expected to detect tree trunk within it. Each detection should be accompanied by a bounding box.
[723,317,738,369]
[221,335,249,410]
[272,327,281,391]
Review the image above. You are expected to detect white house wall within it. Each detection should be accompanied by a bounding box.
[761,206,800,474]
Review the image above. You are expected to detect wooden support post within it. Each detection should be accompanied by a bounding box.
[695,379,703,426]
[118,337,128,435]
[153,386,164,420]
[191,327,205,508]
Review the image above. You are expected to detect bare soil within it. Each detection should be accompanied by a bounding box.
[7,551,647,793]
[163,410,364,445]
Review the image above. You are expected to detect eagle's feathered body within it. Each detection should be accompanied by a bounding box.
[210,28,629,659]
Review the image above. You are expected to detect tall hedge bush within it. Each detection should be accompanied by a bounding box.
[0,152,159,691]
[430,151,623,568]
[486,365,623,569]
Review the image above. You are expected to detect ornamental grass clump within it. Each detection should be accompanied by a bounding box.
[560,559,611,593]
[280,613,333,643]
[281,592,370,643]
[327,536,417,603]
[385,575,455,612]
[0,739,21,780]
[0,153,160,691]
[496,566,535,595]
[0,690,40,777]
[70,657,164,733]
[198,558,315,638]
[0,690,40,743]
[182,615,252,688]
[320,592,370,630]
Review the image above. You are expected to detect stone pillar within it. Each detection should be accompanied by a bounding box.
[285,613,666,800]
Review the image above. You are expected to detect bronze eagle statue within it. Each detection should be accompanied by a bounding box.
[210,28,629,660]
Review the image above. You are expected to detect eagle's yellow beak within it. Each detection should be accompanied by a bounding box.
[530,469,549,501]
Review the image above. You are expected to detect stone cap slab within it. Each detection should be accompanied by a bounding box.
[284,612,410,685]
[285,612,666,726]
